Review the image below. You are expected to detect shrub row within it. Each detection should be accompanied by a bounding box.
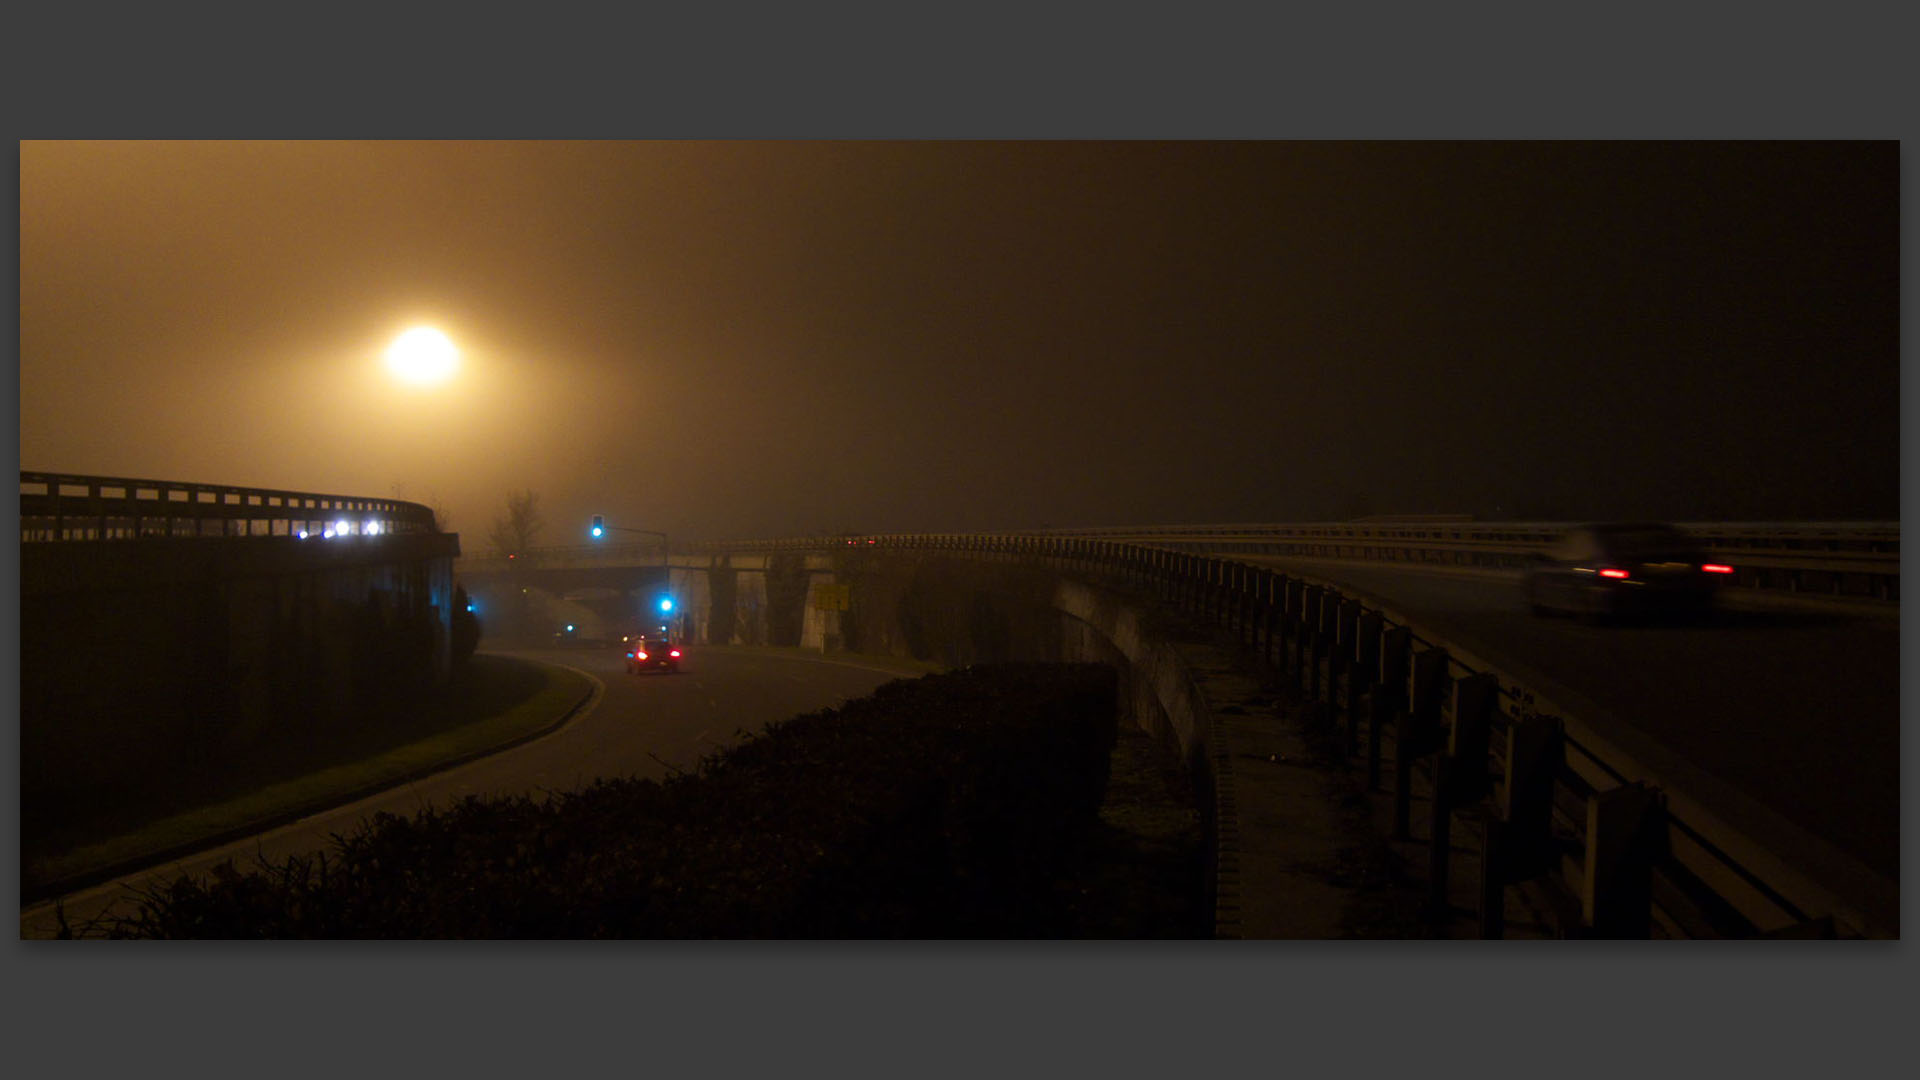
[104,663,1119,938]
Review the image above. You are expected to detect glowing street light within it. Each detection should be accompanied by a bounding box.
[384,327,460,385]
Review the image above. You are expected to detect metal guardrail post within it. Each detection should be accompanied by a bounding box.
[1449,673,1497,807]
[1300,586,1323,699]
[1480,713,1565,938]
[1268,571,1287,664]
[1396,646,1448,841]
[1583,782,1668,939]
[1315,589,1338,706]
[1221,557,1236,626]
[1429,672,1497,918]
[1244,563,1259,645]
[1335,599,1360,753]
[1257,569,1278,660]
[1283,579,1305,681]
[1221,560,1237,635]
[1235,563,1253,644]
[1212,558,1228,626]
[1351,609,1380,761]
[1374,625,1409,794]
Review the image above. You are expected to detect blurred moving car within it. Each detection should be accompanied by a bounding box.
[625,637,683,674]
[1522,523,1733,620]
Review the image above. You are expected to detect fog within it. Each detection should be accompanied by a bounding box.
[19,141,1899,548]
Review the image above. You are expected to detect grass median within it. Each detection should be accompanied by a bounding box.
[24,653,591,900]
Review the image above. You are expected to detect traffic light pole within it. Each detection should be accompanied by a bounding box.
[590,516,676,636]
[589,516,667,568]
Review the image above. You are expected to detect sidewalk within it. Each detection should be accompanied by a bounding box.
[1172,626,1567,940]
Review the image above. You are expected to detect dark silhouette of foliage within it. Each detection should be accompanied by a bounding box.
[107,664,1124,939]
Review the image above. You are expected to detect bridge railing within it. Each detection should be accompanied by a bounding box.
[462,521,1897,602]
[900,532,1893,939]
[945,522,1901,601]
[595,529,1885,939]
[19,472,441,541]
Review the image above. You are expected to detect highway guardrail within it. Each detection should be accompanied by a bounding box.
[510,529,1889,939]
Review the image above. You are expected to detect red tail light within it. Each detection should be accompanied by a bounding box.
[1599,569,1630,580]
[636,651,648,661]
[669,650,681,658]
[1702,564,1733,574]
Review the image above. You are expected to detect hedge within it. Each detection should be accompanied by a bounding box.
[104,662,1119,938]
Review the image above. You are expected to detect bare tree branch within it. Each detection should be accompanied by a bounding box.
[487,489,544,554]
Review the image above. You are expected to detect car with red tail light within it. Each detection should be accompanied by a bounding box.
[624,636,683,674]
[1522,523,1732,620]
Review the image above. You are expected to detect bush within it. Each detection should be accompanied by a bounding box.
[105,663,1119,938]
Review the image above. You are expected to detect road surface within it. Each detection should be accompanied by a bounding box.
[1242,557,1898,908]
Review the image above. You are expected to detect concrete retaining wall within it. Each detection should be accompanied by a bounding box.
[21,533,461,833]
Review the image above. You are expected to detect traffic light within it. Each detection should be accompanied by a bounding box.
[590,514,605,538]
[659,597,674,613]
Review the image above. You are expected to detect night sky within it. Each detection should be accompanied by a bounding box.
[18,141,1898,546]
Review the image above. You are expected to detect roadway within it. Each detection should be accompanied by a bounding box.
[1239,556,1898,921]
[22,645,923,938]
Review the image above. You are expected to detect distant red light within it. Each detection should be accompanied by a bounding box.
[636,651,648,661]
[1702,564,1733,574]
[669,650,681,658]
[1599,569,1630,579]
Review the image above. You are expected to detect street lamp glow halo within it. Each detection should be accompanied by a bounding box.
[385,327,460,385]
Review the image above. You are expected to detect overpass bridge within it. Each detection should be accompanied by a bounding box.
[20,469,1898,938]
[466,521,1899,938]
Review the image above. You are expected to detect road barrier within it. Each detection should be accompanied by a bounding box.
[587,530,1887,939]
[20,471,441,541]
[464,519,1898,604]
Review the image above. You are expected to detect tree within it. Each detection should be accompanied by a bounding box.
[487,489,544,555]
[390,482,452,533]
